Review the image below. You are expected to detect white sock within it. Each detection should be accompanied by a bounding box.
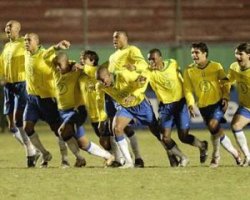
[29,132,48,155]
[13,129,24,145]
[17,127,36,156]
[58,137,68,161]
[116,137,133,164]
[86,142,111,159]
[110,136,125,164]
[220,135,238,158]
[234,130,250,159]
[128,134,141,159]
[66,137,84,160]
[211,135,220,158]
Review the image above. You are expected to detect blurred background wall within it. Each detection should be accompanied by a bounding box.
[0,0,250,129]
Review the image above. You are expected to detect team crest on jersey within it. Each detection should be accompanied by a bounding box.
[238,82,248,94]
[163,80,174,89]
[58,83,68,95]
[199,80,211,92]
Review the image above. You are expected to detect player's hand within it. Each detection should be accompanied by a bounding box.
[188,105,196,118]
[123,95,136,105]
[73,63,83,71]
[54,40,71,50]
[221,98,228,113]
[0,79,7,86]
[123,63,136,71]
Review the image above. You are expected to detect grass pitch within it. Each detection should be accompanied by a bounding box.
[0,124,250,200]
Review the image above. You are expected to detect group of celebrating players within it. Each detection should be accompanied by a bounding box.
[1,19,250,169]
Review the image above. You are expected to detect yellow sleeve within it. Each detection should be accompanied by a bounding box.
[183,69,195,107]
[218,65,230,100]
[0,53,3,79]
[129,46,148,72]
[43,46,57,66]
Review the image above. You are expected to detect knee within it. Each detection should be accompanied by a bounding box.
[24,125,34,136]
[231,121,242,132]
[59,124,74,141]
[113,124,124,135]
[208,120,220,135]
[124,126,135,137]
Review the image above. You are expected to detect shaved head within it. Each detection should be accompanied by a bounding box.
[5,20,21,40]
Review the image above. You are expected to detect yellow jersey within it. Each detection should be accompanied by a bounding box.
[43,47,81,110]
[96,69,148,108]
[148,59,184,103]
[108,45,148,73]
[79,65,107,122]
[183,61,229,108]
[25,46,55,98]
[227,62,250,109]
[1,37,26,83]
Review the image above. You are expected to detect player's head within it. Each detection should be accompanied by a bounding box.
[24,33,39,53]
[235,43,250,68]
[53,52,70,74]
[147,48,163,70]
[191,42,209,65]
[96,66,112,87]
[5,20,21,40]
[80,50,99,66]
[113,31,128,50]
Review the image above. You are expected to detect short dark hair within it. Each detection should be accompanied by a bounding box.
[96,65,108,80]
[191,42,209,57]
[236,43,250,54]
[148,48,162,57]
[82,50,99,66]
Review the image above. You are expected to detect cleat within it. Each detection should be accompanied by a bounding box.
[27,151,41,168]
[109,161,123,168]
[40,152,52,168]
[200,141,208,164]
[74,158,86,168]
[242,157,250,167]
[167,151,179,167]
[104,155,115,167]
[118,162,134,169]
[210,156,220,168]
[234,151,242,166]
[134,158,144,168]
[61,160,70,169]
[179,157,189,167]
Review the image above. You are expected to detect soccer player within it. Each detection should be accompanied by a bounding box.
[105,30,146,167]
[96,66,177,168]
[147,48,208,166]
[23,33,86,168]
[0,20,37,166]
[226,43,250,167]
[183,42,241,168]
[43,46,114,167]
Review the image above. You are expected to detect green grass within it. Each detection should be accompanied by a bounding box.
[0,125,250,200]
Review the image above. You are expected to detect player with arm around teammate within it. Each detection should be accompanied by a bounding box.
[147,48,208,166]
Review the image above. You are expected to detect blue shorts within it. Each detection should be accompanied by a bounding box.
[59,108,85,138]
[3,82,27,115]
[159,98,190,130]
[235,106,250,119]
[23,95,60,125]
[199,100,226,124]
[115,99,157,126]
[105,94,117,118]
[91,121,111,137]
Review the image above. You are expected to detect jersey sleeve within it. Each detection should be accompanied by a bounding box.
[129,46,148,72]
[183,68,195,107]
